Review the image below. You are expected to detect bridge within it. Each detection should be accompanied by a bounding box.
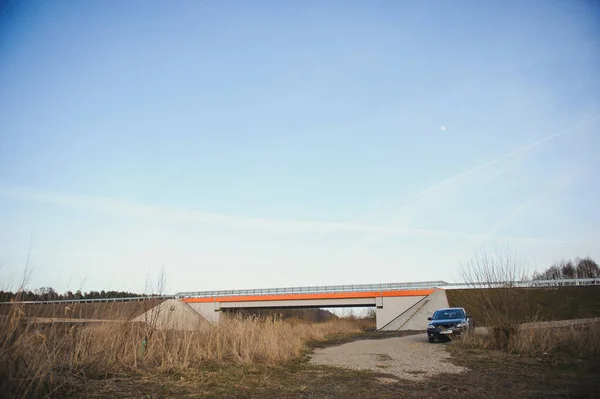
[172,281,445,330]
[5,278,600,331]
[135,278,600,330]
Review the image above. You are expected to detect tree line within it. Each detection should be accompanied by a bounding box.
[0,287,147,303]
[532,256,599,280]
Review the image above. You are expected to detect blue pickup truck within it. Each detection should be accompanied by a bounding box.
[427,307,474,343]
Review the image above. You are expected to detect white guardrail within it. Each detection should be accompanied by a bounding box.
[1,278,599,305]
[175,280,448,299]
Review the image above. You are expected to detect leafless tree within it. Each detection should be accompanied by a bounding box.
[532,257,599,281]
[575,257,600,279]
[458,246,535,349]
[142,265,169,331]
[14,236,35,302]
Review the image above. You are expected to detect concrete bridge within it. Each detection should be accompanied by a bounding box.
[6,278,598,331]
[135,281,451,331]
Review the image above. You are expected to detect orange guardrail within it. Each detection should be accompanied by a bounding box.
[182,289,435,303]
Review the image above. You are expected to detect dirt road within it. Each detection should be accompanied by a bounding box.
[310,333,466,381]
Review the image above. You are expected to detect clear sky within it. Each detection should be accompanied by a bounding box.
[1,0,599,294]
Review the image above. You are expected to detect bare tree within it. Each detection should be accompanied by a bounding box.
[575,257,600,279]
[142,265,169,330]
[14,235,34,302]
[532,257,599,281]
[459,246,535,349]
[460,246,530,287]
[364,308,376,320]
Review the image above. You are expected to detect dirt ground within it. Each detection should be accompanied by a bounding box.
[310,332,467,381]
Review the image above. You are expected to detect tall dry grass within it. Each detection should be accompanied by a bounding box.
[454,322,600,359]
[0,304,360,398]
[509,322,600,358]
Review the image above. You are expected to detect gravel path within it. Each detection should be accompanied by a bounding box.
[310,333,467,381]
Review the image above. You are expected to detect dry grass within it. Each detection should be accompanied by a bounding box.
[0,304,361,398]
[454,322,600,359]
[510,322,600,358]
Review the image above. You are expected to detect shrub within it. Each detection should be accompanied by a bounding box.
[459,247,535,350]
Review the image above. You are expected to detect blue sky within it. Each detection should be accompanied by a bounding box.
[0,0,599,294]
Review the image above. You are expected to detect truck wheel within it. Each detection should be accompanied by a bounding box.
[428,337,435,343]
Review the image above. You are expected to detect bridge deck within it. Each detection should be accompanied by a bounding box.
[176,281,446,299]
[182,289,435,303]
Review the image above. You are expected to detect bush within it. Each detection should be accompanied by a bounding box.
[459,247,535,350]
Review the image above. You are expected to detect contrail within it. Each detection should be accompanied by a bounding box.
[384,115,595,220]
[346,115,596,258]
[477,169,582,245]
[342,114,596,260]
[0,183,564,244]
